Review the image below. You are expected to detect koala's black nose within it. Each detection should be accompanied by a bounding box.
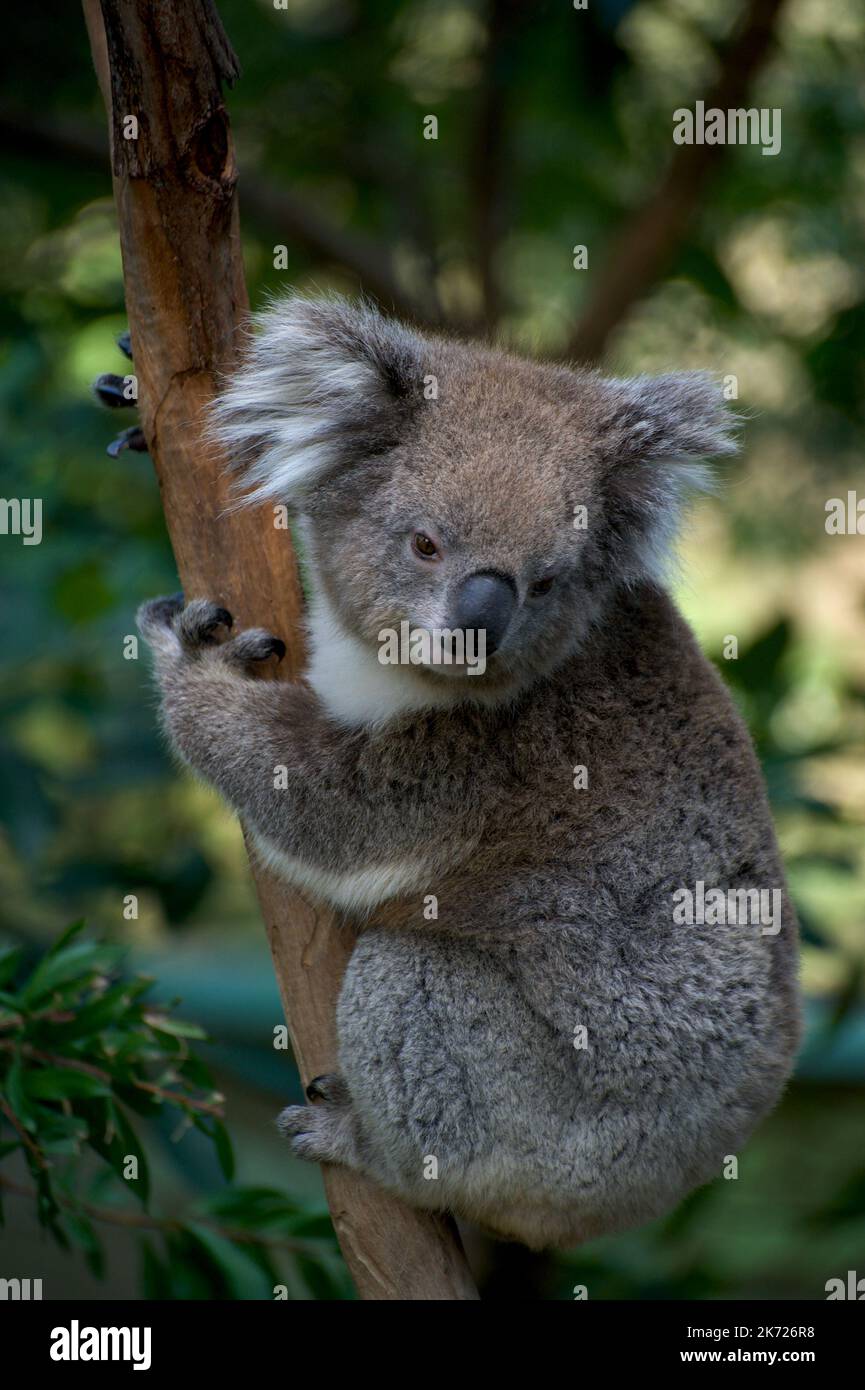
[450,570,516,657]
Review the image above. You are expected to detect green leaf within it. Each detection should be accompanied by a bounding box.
[184,1223,273,1300]
[140,1240,170,1299]
[5,1051,35,1129]
[0,947,23,989]
[30,1161,63,1240]
[44,920,87,957]
[64,1210,105,1279]
[144,1013,208,1041]
[178,1056,215,1090]
[162,1231,222,1300]
[75,1094,150,1206]
[110,1083,162,1119]
[811,1170,865,1230]
[47,981,144,1041]
[205,1186,302,1232]
[31,1107,90,1157]
[75,1096,117,1166]
[24,1067,111,1100]
[295,1251,349,1301]
[211,1121,235,1182]
[108,1100,150,1206]
[22,941,119,1007]
[111,1028,160,1063]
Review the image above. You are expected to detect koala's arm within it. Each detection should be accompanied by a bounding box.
[138,597,482,872]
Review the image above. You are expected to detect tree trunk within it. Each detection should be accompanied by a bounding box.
[82,0,478,1302]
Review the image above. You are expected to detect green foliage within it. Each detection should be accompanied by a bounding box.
[0,923,348,1298]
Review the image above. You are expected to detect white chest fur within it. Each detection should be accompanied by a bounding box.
[303,588,458,729]
[249,827,429,915]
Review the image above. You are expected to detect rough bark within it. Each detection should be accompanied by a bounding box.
[83,0,478,1302]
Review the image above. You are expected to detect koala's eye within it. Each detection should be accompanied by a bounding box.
[530,576,556,597]
[413,532,439,560]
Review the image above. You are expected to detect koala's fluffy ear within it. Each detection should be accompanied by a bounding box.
[211,295,425,506]
[594,372,738,581]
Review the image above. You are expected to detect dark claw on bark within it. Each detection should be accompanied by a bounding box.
[93,372,137,409]
[117,330,133,360]
[305,1073,350,1105]
[205,607,234,635]
[141,593,185,629]
[107,426,148,458]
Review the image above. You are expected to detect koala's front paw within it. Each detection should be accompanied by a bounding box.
[278,1075,356,1166]
[137,595,285,673]
[278,1103,345,1164]
[136,592,186,657]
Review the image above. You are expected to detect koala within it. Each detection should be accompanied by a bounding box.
[138,295,800,1250]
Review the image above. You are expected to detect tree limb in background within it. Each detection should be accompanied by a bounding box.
[81,0,478,1302]
[237,172,442,329]
[564,0,787,365]
[0,111,436,330]
[470,0,524,335]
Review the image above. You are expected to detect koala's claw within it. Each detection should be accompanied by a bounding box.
[306,1072,350,1105]
[223,630,286,669]
[93,373,136,410]
[95,330,142,456]
[176,599,234,649]
[137,593,185,636]
[107,425,148,457]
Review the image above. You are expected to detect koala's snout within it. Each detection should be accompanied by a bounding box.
[448,570,516,657]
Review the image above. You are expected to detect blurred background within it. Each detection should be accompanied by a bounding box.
[0,0,863,1299]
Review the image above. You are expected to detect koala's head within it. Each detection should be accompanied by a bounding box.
[212,295,736,702]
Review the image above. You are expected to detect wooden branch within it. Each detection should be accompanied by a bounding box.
[82,0,478,1302]
[564,0,787,364]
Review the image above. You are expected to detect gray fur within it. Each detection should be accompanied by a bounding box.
[138,295,799,1249]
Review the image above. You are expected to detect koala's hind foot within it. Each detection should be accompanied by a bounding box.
[137,596,286,671]
[278,1073,362,1167]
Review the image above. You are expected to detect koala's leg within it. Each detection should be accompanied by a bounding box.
[277,1073,367,1169]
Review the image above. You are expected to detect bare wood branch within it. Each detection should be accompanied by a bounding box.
[82,0,478,1302]
[564,0,787,364]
